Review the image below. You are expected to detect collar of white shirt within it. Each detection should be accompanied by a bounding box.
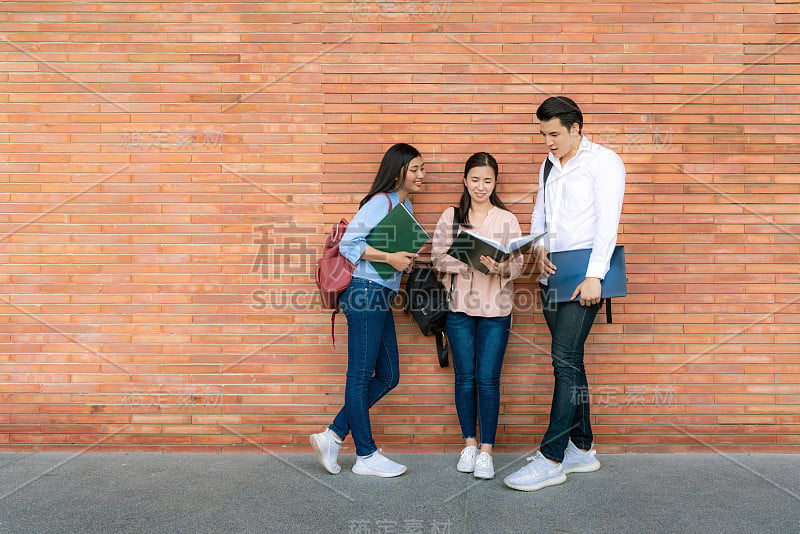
[547,135,598,170]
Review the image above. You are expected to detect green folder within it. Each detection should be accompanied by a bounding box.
[365,203,431,279]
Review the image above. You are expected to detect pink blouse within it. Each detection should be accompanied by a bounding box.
[431,206,524,318]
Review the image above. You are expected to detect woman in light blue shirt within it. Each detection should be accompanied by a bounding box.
[311,143,425,478]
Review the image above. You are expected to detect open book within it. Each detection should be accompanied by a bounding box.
[446,229,546,274]
[366,203,431,279]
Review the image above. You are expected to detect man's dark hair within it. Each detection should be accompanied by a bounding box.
[536,96,583,134]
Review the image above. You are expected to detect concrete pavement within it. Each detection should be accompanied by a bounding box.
[1,452,799,533]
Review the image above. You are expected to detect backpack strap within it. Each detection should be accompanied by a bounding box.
[435,330,448,368]
[330,308,340,347]
[542,158,554,229]
[330,192,393,347]
[543,157,554,185]
[448,206,460,295]
[435,206,461,366]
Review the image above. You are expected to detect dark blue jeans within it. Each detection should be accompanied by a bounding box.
[539,284,601,463]
[446,311,512,446]
[329,278,400,457]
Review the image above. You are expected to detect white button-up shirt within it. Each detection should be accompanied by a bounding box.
[530,136,626,280]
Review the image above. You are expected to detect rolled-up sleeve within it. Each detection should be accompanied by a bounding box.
[432,207,469,274]
[587,151,626,279]
[339,194,393,265]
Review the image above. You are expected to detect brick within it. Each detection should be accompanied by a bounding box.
[0,0,795,453]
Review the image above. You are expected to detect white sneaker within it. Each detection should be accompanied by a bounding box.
[309,429,341,475]
[503,451,567,492]
[352,451,407,478]
[562,440,601,474]
[456,445,478,473]
[473,452,494,479]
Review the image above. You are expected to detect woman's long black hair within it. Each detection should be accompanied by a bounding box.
[359,143,422,208]
[455,152,509,228]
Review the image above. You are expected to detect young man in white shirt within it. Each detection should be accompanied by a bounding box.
[504,96,626,492]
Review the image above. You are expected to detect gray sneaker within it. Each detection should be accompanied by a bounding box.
[503,451,566,492]
[562,440,601,474]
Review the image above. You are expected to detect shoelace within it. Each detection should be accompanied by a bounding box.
[519,454,557,476]
[519,456,542,475]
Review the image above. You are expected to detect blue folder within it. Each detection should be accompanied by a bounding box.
[545,245,627,303]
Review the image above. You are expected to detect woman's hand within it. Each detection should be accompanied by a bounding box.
[362,246,417,273]
[386,251,417,272]
[534,246,556,279]
[480,255,511,276]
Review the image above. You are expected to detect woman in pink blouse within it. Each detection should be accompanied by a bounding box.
[431,152,524,480]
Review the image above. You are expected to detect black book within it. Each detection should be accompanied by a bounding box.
[446,230,546,274]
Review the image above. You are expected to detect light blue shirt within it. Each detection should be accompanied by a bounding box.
[339,191,412,291]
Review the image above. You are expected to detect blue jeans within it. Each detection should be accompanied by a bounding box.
[329,278,400,457]
[539,284,601,462]
[446,311,511,446]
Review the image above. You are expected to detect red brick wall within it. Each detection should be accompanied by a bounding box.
[1,1,797,453]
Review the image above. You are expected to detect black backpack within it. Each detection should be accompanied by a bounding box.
[405,265,450,367]
[404,208,459,367]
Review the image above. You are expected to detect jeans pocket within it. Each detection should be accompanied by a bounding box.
[340,279,369,316]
